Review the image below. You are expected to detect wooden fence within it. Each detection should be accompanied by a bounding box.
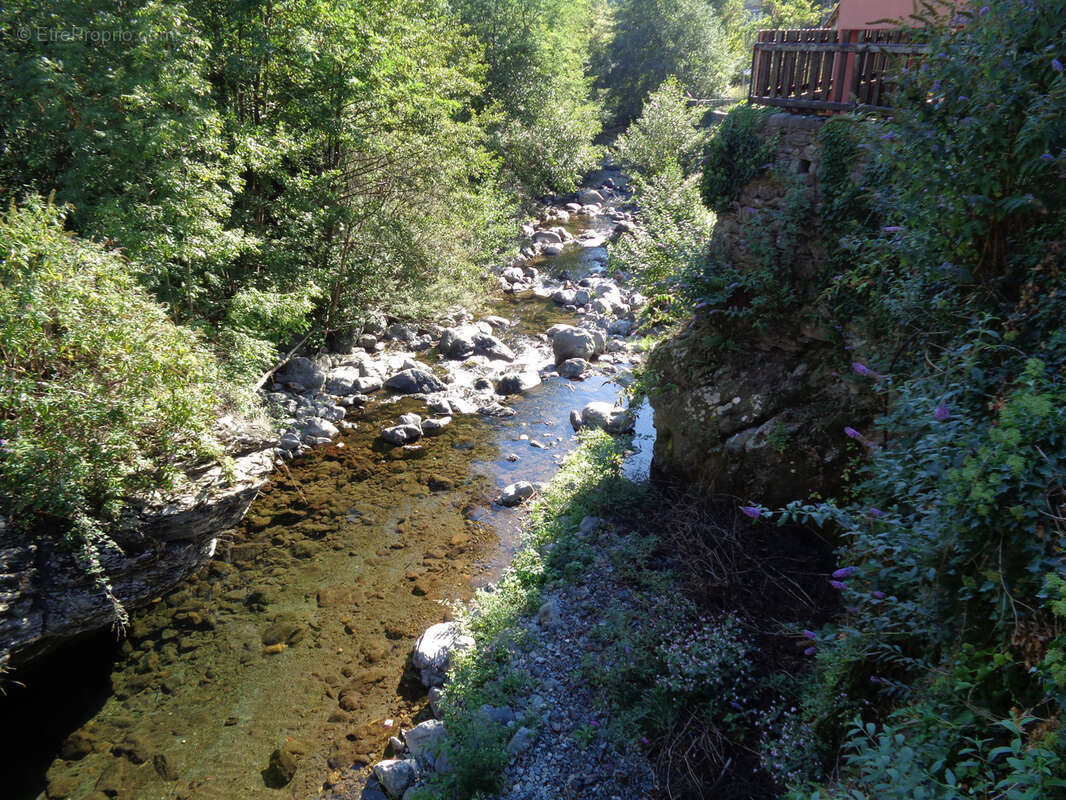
[748,28,928,113]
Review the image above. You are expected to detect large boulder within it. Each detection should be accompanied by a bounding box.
[646,316,876,505]
[497,481,536,506]
[473,333,515,362]
[558,358,588,379]
[571,401,634,434]
[496,372,541,396]
[324,366,364,396]
[438,326,478,360]
[411,622,474,687]
[372,760,415,799]
[385,369,446,394]
[404,719,446,763]
[275,356,326,393]
[381,424,422,446]
[552,326,598,364]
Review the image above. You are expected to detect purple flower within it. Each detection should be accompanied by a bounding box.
[641,736,650,745]
[979,5,989,14]
[870,676,882,684]
[934,403,951,421]
[868,507,885,518]
[829,580,847,590]
[832,566,858,579]
[844,426,862,440]
[845,605,859,614]
[852,362,881,379]
[730,700,743,711]
[802,629,818,640]
[740,506,762,519]
[1041,153,1055,161]
[871,590,886,599]
[882,225,903,233]
[1053,58,1063,72]
[803,646,817,656]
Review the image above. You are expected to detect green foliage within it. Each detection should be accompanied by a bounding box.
[613,77,708,178]
[608,163,715,322]
[599,0,735,124]
[699,103,776,212]
[0,198,231,622]
[454,0,604,195]
[0,0,256,319]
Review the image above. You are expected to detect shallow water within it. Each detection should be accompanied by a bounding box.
[4,205,651,800]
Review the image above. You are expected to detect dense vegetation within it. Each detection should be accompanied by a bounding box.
[608,0,1066,795]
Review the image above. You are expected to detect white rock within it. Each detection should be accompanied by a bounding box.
[412,622,474,687]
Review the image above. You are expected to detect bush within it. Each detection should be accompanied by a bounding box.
[613,77,708,178]
[0,198,231,621]
[699,103,776,212]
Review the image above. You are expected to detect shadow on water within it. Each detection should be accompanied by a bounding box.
[0,631,119,799]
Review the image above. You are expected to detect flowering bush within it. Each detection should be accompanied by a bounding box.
[657,615,753,698]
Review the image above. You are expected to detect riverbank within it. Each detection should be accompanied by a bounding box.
[2,171,663,800]
[381,436,839,800]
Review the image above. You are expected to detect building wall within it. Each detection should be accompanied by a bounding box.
[837,0,963,30]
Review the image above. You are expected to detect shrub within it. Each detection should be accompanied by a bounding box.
[613,77,708,178]
[700,104,776,212]
[0,198,230,622]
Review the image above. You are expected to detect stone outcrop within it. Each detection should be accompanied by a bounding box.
[647,113,878,505]
[0,419,276,670]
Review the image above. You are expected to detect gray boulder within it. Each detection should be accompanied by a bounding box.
[372,759,415,799]
[571,401,635,434]
[438,326,478,359]
[496,372,541,395]
[473,333,515,362]
[552,326,598,363]
[381,424,422,446]
[404,719,446,762]
[412,622,475,687]
[324,366,364,396]
[276,356,326,393]
[385,369,446,394]
[558,358,588,379]
[300,418,339,440]
[421,416,452,434]
[498,481,536,506]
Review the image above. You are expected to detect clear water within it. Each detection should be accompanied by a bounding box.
[4,210,651,800]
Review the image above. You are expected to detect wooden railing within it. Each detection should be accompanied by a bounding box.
[748,28,928,113]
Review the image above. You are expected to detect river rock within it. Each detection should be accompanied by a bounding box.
[404,719,446,762]
[373,759,415,799]
[552,326,598,363]
[301,418,339,441]
[324,366,364,396]
[482,315,510,328]
[438,326,478,359]
[496,372,541,395]
[498,481,535,506]
[558,358,588,379]
[397,413,422,428]
[385,369,446,394]
[421,416,451,434]
[478,402,515,418]
[473,333,515,362]
[571,401,635,434]
[386,323,417,342]
[275,356,327,393]
[532,229,563,245]
[411,622,475,687]
[264,738,308,787]
[578,188,605,204]
[508,726,537,755]
[382,424,422,446]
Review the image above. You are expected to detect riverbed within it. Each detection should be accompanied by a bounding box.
[3,190,652,800]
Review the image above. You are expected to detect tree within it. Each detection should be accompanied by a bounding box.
[599,0,734,125]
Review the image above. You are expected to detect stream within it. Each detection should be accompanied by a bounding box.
[2,185,654,800]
